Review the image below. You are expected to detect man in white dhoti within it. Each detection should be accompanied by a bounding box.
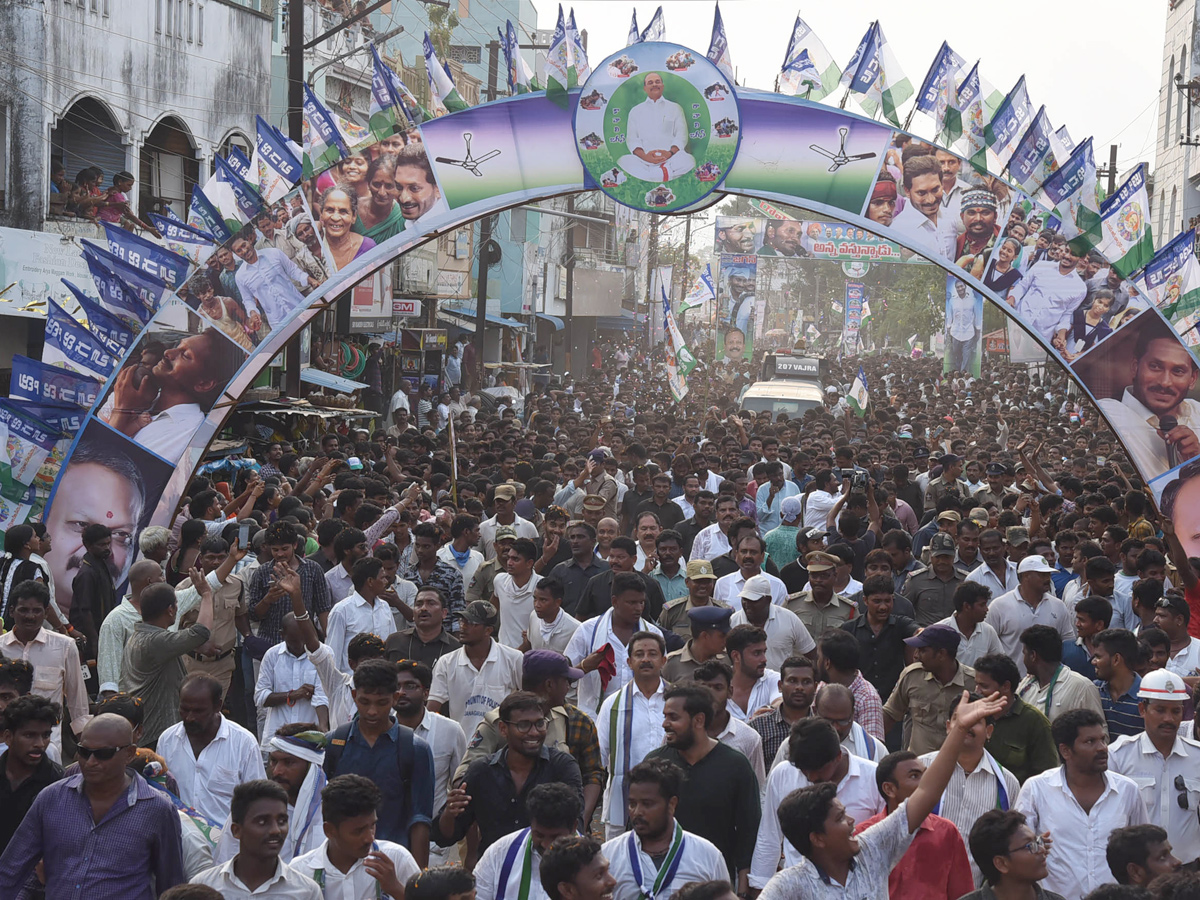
[617,73,696,182]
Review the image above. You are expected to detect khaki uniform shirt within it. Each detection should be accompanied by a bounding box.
[663,642,730,683]
[785,589,856,636]
[883,661,976,755]
[902,566,965,625]
[657,597,730,639]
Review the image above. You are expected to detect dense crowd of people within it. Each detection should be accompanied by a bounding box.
[1,337,1198,900]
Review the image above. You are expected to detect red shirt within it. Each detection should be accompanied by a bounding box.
[853,811,973,900]
[1187,581,1200,639]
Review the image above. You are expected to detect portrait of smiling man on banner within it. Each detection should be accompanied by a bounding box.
[617,72,696,182]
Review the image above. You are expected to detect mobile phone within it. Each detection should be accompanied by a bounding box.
[238,523,250,547]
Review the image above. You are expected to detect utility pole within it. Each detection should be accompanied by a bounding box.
[645,214,659,354]
[284,0,307,399]
[564,195,576,374]
[472,40,502,383]
[1107,144,1118,197]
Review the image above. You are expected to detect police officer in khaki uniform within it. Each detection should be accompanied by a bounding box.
[177,538,251,697]
[658,559,728,638]
[903,532,965,625]
[663,605,732,682]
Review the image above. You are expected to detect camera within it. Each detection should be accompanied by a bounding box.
[851,471,868,492]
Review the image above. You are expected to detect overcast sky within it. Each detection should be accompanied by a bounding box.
[536,0,1169,175]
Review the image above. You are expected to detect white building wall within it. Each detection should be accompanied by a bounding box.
[1153,0,1200,247]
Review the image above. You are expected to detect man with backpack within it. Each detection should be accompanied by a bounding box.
[323,658,435,867]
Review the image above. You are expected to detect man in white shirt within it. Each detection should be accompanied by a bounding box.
[566,574,664,715]
[231,228,318,329]
[193,779,322,899]
[324,528,370,605]
[437,513,484,591]
[475,783,582,900]
[101,327,244,463]
[602,759,728,900]
[891,154,956,261]
[255,614,331,751]
[964,530,1019,599]
[1017,707,1150,898]
[597,631,669,839]
[158,672,266,824]
[616,72,696,182]
[801,471,839,533]
[1097,331,1200,477]
[494,538,542,648]
[936,581,1003,668]
[1110,669,1200,868]
[714,535,788,608]
[479,485,540,559]
[97,559,164,696]
[1152,591,1200,677]
[691,496,740,564]
[730,575,815,672]
[292,774,420,900]
[985,556,1074,677]
[528,578,582,656]
[750,717,885,889]
[1009,246,1088,347]
[725,622,782,722]
[325,558,397,674]
[428,600,524,737]
[1016,624,1105,723]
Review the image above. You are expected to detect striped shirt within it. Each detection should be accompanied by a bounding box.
[918,751,1022,885]
[1096,674,1144,739]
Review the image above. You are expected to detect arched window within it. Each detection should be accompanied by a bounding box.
[1171,187,1179,238]
[50,96,127,189]
[1180,48,1190,141]
[140,115,199,218]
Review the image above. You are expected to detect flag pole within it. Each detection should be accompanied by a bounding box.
[902,105,916,132]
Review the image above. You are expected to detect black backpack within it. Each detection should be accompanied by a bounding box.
[324,720,418,827]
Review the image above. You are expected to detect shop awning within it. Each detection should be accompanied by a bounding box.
[535,313,565,331]
[439,309,528,332]
[300,367,368,392]
[596,314,639,331]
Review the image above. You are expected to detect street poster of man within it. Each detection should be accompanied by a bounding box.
[1072,311,1200,481]
[575,41,740,212]
[95,317,247,465]
[944,275,983,378]
[42,418,173,618]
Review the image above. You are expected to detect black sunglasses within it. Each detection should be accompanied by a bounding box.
[1177,775,1190,811]
[76,743,132,761]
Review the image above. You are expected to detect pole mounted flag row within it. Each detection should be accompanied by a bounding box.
[779,15,841,100]
[678,264,716,313]
[501,20,538,95]
[1098,164,1154,281]
[706,3,733,82]
[424,33,469,115]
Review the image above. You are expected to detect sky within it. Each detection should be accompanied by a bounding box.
[536,0,1170,176]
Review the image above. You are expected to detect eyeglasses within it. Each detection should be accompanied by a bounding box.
[1176,775,1190,810]
[503,717,549,734]
[1005,834,1048,856]
[820,715,855,728]
[76,743,132,761]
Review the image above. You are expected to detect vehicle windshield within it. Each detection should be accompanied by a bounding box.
[741,396,822,416]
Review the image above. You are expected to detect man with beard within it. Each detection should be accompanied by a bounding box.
[750,656,817,764]
[1008,241,1088,350]
[158,673,266,824]
[214,724,330,865]
[601,758,728,900]
[231,227,321,329]
[715,219,758,254]
[955,189,1000,260]
[1106,825,1184,888]
[1015,708,1149,898]
[436,691,583,852]
[759,220,807,258]
[725,266,757,336]
[69,523,117,694]
[474,783,582,900]
[891,154,954,261]
[103,327,245,463]
[1109,669,1200,867]
[649,683,760,889]
[1097,331,1200,476]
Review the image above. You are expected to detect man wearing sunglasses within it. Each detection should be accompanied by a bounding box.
[0,712,186,897]
[433,690,583,854]
[1110,669,1200,871]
